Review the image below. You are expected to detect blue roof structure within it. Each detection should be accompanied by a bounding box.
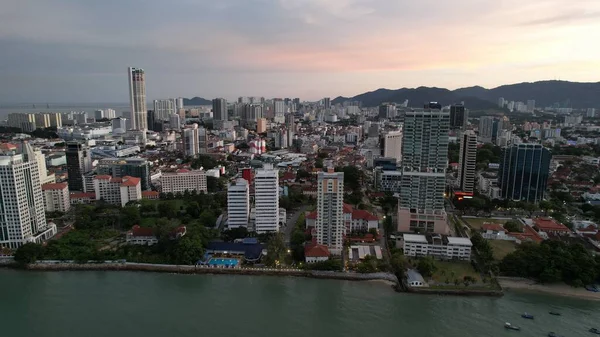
[206,241,264,261]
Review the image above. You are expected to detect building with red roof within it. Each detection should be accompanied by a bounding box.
[304,239,330,263]
[94,175,142,207]
[533,217,571,236]
[70,192,96,205]
[305,203,379,234]
[126,225,187,246]
[42,182,70,213]
[142,191,160,200]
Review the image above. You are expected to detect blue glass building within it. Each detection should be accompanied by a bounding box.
[498,143,551,203]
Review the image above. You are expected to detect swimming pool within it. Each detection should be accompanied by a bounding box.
[208,258,239,267]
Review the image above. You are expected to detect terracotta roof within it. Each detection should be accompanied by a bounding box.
[281,172,296,181]
[0,143,17,151]
[482,223,506,232]
[130,225,155,237]
[142,191,159,197]
[306,211,317,220]
[70,192,95,199]
[343,203,353,214]
[305,244,330,257]
[352,209,378,221]
[176,169,190,173]
[121,176,141,187]
[42,182,68,190]
[534,217,570,232]
[94,175,113,180]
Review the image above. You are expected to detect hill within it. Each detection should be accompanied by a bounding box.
[183,97,212,106]
[332,81,600,109]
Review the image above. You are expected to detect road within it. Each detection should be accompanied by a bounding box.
[283,205,311,245]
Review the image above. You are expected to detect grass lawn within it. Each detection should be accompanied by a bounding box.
[489,240,517,260]
[140,199,185,210]
[431,261,481,284]
[463,217,509,230]
[140,217,157,227]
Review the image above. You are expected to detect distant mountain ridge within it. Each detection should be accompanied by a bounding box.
[332,81,600,109]
[183,97,212,106]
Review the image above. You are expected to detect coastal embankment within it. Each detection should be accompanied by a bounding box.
[498,277,600,301]
[22,261,399,284]
[406,286,503,297]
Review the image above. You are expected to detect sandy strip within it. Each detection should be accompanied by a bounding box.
[498,279,600,301]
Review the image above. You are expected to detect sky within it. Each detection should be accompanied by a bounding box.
[1,0,600,103]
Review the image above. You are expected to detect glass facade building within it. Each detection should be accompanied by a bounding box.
[498,143,551,203]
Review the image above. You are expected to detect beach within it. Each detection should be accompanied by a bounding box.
[498,277,600,301]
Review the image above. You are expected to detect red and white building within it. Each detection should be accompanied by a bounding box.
[94,175,142,207]
[42,182,70,213]
[533,217,571,236]
[306,203,379,234]
[159,169,207,194]
[126,225,187,246]
[70,192,96,205]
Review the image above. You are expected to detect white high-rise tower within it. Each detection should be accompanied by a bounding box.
[127,67,147,130]
[316,168,344,255]
[254,164,279,233]
[458,131,477,194]
[227,179,250,229]
[0,142,57,249]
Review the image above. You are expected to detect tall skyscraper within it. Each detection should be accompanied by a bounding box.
[322,97,331,109]
[227,178,250,229]
[478,116,502,144]
[127,67,147,130]
[397,109,449,234]
[198,126,208,154]
[379,103,396,119]
[381,129,403,163]
[498,144,551,204]
[176,97,184,110]
[0,142,56,249]
[316,168,344,255]
[273,99,285,114]
[212,98,228,121]
[458,131,477,193]
[182,124,199,157]
[66,141,92,192]
[254,164,279,233]
[450,104,467,129]
[153,99,176,121]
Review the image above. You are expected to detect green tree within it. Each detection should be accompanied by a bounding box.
[417,256,437,277]
[264,233,287,267]
[172,237,204,265]
[503,220,521,233]
[14,243,44,264]
[198,209,217,227]
[120,205,141,228]
[296,169,310,179]
[158,201,178,218]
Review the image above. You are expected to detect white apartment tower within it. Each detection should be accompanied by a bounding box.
[458,131,477,194]
[254,164,279,233]
[316,168,345,255]
[227,178,250,229]
[0,143,56,249]
[160,169,207,194]
[397,110,450,234]
[382,129,403,163]
[127,67,148,130]
[154,99,176,121]
[42,182,71,213]
[182,124,200,157]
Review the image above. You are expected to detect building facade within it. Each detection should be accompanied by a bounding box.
[402,234,472,261]
[458,131,477,193]
[127,67,147,130]
[498,143,551,203]
[398,110,449,234]
[254,164,280,233]
[42,183,70,213]
[449,104,467,129]
[382,129,402,163]
[227,178,250,229]
[96,158,151,190]
[182,124,200,157]
[93,175,142,207]
[0,143,56,249]
[316,169,345,255]
[160,169,207,194]
[212,98,227,121]
[66,141,92,192]
[153,99,176,121]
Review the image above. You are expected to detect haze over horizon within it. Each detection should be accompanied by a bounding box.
[2,0,600,103]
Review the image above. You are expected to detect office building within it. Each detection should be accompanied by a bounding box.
[8,113,37,132]
[198,126,208,154]
[94,175,142,207]
[449,104,467,129]
[398,110,449,234]
[322,97,331,109]
[169,113,181,131]
[66,141,92,192]
[316,169,345,255]
[96,158,151,190]
[182,124,200,157]
[160,169,207,194]
[0,143,56,249]
[498,143,551,204]
[242,104,263,126]
[112,117,128,134]
[212,98,228,121]
[254,164,279,233]
[42,182,70,213]
[127,67,148,130]
[273,99,286,115]
[381,129,403,163]
[153,99,176,121]
[227,178,250,229]
[379,103,396,119]
[458,131,477,193]
[478,116,502,143]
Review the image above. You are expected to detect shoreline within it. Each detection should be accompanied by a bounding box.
[498,277,600,301]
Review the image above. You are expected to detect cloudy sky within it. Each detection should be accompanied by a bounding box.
[1,0,599,103]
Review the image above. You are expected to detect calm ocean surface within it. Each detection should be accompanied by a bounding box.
[1,269,599,337]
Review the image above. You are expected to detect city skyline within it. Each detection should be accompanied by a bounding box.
[1,0,600,103]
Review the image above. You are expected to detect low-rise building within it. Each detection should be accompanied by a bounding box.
[126,224,187,246]
[481,223,511,240]
[160,169,207,194]
[142,191,160,200]
[304,243,330,263]
[42,183,71,213]
[306,203,378,233]
[69,192,96,204]
[402,233,472,261]
[533,217,571,236]
[94,175,142,207]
